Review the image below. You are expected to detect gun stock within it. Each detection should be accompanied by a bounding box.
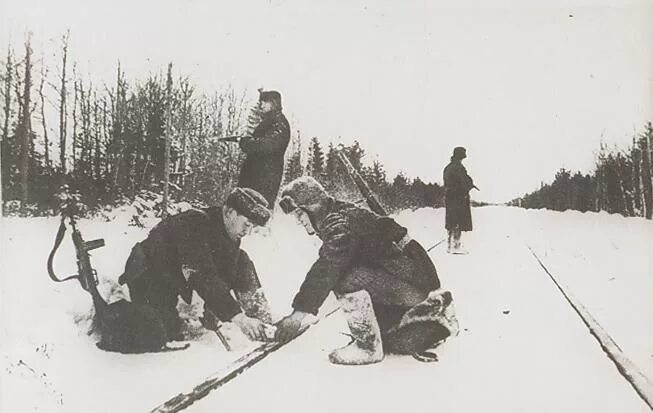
[335,151,388,216]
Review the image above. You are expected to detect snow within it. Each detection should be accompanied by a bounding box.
[1,206,652,412]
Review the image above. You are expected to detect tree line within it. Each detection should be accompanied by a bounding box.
[1,33,443,216]
[511,123,653,220]
[284,137,444,213]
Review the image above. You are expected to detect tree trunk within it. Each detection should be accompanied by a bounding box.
[2,47,11,143]
[78,82,87,176]
[14,65,23,130]
[59,31,69,174]
[110,63,123,188]
[641,131,653,220]
[93,95,100,180]
[648,123,653,219]
[19,36,33,208]
[1,48,11,213]
[595,167,602,212]
[617,169,630,216]
[39,63,50,172]
[162,63,173,218]
[102,99,109,176]
[178,78,193,188]
[72,75,78,171]
[631,142,642,216]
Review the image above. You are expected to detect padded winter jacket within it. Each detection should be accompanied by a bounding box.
[118,207,260,321]
[238,110,290,206]
[291,199,441,315]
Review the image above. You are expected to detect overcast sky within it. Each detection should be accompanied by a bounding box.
[1,0,651,202]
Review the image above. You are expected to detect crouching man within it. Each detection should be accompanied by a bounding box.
[118,187,275,344]
[275,177,459,365]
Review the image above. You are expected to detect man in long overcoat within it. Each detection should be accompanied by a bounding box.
[238,90,290,207]
[443,146,477,254]
[274,177,458,365]
[118,188,275,343]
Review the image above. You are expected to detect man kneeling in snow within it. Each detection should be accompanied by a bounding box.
[118,187,275,344]
[275,177,459,365]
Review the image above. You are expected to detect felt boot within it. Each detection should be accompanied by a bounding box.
[329,290,384,365]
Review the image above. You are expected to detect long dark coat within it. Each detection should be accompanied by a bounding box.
[238,110,290,207]
[118,207,260,322]
[291,199,441,316]
[443,160,474,231]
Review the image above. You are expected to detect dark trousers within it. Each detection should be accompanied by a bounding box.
[126,274,182,340]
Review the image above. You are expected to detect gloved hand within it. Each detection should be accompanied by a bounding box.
[231,312,268,342]
[275,310,309,343]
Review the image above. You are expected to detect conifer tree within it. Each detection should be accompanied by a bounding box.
[283,130,303,184]
[306,136,325,182]
[324,142,339,188]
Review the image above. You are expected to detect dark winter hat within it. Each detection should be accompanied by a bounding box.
[452,146,467,160]
[226,187,272,226]
[279,177,329,213]
[258,89,282,106]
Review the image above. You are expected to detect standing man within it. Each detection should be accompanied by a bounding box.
[274,177,458,365]
[443,146,477,254]
[118,187,275,343]
[238,89,290,207]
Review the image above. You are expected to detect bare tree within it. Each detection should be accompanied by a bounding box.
[58,30,69,173]
[109,62,125,187]
[641,125,653,219]
[1,47,11,143]
[18,35,33,207]
[176,76,194,187]
[71,66,78,170]
[93,92,101,180]
[38,60,50,172]
[162,63,173,217]
[0,47,13,211]
[14,63,23,126]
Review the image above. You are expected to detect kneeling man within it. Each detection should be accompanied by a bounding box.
[275,177,458,365]
[119,187,274,343]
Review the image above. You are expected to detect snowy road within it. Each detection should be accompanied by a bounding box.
[2,207,651,412]
[184,209,652,413]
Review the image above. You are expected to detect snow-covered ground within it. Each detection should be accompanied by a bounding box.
[1,206,651,412]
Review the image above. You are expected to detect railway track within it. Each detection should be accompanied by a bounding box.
[528,246,653,411]
[149,240,652,412]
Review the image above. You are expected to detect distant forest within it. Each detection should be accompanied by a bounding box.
[0,34,443,216]
[511,122,653,220]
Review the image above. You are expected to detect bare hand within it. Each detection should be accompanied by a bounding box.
[231,313,268,342]
[275,311,309,343]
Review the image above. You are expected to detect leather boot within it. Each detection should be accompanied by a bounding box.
[329,290,384,365]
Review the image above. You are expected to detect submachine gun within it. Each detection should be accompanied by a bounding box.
[47,196,186,353]
[47,201,107,313]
